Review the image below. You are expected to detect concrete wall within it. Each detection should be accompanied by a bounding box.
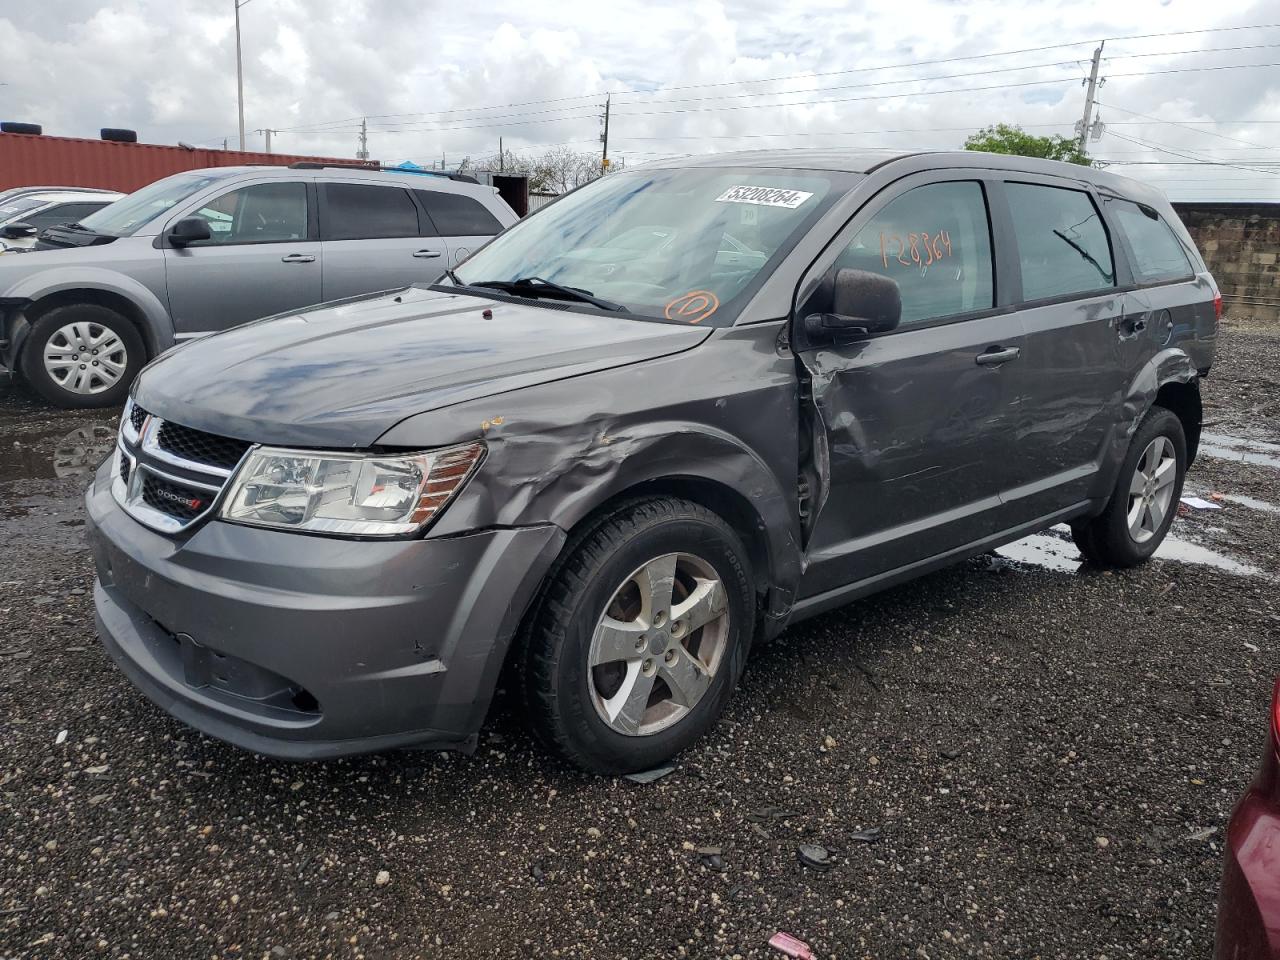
[1173,202,1280,323]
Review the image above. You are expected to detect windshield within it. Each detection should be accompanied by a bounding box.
[453,166,853,326]
[77,172,229,237]
[0,195,47,224]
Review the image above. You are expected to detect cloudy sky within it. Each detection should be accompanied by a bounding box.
[3,0,1279,199]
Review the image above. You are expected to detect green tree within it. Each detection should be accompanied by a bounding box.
[963,123,1091,166]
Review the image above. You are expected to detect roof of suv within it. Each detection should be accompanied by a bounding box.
[644,148,1168,204]
[179,164,489,194]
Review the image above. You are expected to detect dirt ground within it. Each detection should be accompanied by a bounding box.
[1,319,1277,960]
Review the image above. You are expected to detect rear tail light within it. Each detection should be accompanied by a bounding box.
[1214,291,1223,321]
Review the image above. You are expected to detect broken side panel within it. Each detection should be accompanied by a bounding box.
[793,311,1026,598]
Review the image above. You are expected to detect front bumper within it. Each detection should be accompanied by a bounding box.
[86,459,565,759]
[1216,770,1280,958]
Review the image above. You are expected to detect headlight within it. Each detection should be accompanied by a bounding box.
[219,442,483,537]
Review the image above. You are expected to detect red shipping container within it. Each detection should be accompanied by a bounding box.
[0,132,374,193]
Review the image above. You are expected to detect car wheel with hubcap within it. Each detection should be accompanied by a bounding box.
[21,304,145,409]
[1071,406,1187,568]
[522,497,754,774]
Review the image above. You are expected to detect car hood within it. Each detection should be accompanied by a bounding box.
[134,286,711,448]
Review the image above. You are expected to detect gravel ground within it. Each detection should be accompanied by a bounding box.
[1,320,1277,960]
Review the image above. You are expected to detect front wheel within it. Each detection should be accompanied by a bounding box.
[521,498,755,775]
[1072,406,1187,568]
[21,304,145,409]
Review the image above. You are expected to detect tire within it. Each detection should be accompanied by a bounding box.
[521,497,755,775]
[1071,406,1187,568]
[21,304,145,409]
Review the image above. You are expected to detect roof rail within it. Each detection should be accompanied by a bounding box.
[286,161,479,184]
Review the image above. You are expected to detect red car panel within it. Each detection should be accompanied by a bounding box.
[1216,678,1280,960]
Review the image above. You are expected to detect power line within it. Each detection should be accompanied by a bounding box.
[609,62,1280,120]
[1104,131,1280,176]
[612,77,1082,118]
[1096,101,1275,148]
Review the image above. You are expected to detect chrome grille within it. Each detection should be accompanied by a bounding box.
[113,398,253,534]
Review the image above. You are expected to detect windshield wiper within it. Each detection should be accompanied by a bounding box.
[466,276,629,313]
[1052,229,1113,282]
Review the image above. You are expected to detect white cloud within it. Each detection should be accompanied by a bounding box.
[0,0,1277,199]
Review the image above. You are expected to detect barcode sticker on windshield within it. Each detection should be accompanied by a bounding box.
[715,186,814,209]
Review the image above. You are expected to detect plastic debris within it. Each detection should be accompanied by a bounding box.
[623,764,675,784]
[1186,826,1217,842]
[769,931,815,959]
[700,852,726,872]
[1180,496,1222,511]
[849,826,882,844]
[796,843,831,871]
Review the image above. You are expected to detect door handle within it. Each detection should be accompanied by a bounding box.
[975,346,1020,366]
[281,253,315,263]
[412,249,442,259]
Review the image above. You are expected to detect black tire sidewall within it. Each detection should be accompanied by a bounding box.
[22,305,144,409]
[1101,407,1187,565]
[545,509,753,774]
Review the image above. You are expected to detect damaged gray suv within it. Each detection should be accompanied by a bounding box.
[86,150,1219,774]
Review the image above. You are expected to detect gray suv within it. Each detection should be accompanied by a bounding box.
[0,164,517,408]
[85,150,1217,774]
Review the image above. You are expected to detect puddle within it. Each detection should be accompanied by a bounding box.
[1199,433,1280,470]
[0,422,116,483]
[1219,493,1280,515]
[993,524,1264,578]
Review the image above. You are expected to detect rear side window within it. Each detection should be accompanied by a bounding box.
[1107,199,1195,283]
[322,183,421,241]
[830,180,995,325]
[1006,182,1114,301]
[416,190,503,237]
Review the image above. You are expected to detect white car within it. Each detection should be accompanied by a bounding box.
[0,189,123,252]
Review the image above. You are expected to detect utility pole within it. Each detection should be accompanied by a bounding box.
[600,94,611,176]
[356,118,369,160]
[1076,41,1105,156]
[499,136,504,172]
[234,0,254,151]
[255,128,278,153]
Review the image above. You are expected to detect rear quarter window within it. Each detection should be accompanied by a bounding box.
[1106,198,1195,284]
[416,190,504,237]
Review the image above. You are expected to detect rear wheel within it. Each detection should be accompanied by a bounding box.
[521,497,754,774]
[1071,406,1186,568]
[21,304,144,409]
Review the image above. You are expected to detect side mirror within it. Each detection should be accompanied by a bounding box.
[804,268,902,343]
[0,222,37,240]
[167,217,212,247]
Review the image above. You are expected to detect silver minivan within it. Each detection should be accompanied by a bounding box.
[0,165,518,408]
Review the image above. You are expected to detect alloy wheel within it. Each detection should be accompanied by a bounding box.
[1126,435,1177,544]
[587,552,730,737]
